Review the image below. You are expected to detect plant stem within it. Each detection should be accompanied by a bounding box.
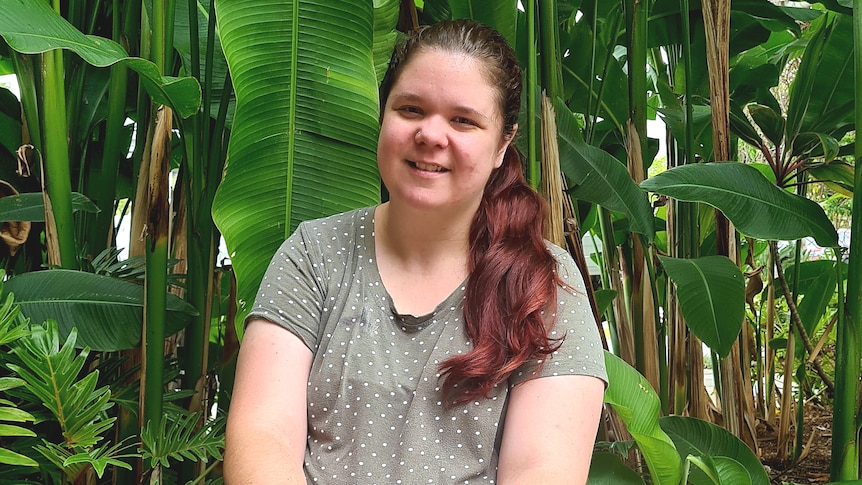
[830,0,862,477]
[771,243,835,393]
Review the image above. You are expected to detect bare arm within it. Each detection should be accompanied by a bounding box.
[497,375,605,485]
[224,319,313,484]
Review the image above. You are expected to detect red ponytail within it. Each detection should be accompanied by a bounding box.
[438,146,562,406]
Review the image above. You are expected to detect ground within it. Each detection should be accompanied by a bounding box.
[758,401,834,484]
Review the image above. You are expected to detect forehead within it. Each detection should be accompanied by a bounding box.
[391,49,502,110]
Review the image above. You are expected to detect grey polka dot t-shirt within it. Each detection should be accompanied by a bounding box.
[248,207,607,484]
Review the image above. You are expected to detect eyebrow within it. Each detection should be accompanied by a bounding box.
[389,92,493,123]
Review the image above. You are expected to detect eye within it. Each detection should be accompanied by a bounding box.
[395,105,422,117]
[453,116,478,127]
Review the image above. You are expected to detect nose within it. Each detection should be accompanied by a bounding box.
[414,117,448,148]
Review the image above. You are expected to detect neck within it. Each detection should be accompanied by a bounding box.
[374,201,475,271]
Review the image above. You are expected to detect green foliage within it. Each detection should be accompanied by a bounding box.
[8,322,114,448]
[658,255,745,358]
[603,351,681,485]
[3,270,197,351]
[0,192,97,222]
[211,0,391,327]
[555,97,655,241]
[140,412,225,469]
[587,452,646,484]
[641,162,839,247]
[661,416,769,485]
[36,438,136,479]
[0,0,201,118]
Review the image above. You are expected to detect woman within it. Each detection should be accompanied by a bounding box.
[224,19,607,484]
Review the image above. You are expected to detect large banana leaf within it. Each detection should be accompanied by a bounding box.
[658,255,744,358]
[0,192,97,222]
[449,0,518,46]
[2,270,197,351]
[555,98,655,241]
[604,351,681,485]
[0,0,200,118]
[660,416,769,485]
[640,162,838,247]
[373,0,401,82]
[212,0,395,324]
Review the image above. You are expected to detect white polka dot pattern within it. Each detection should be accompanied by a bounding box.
[247,207,607,483]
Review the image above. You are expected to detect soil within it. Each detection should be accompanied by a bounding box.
[758,401,834,484]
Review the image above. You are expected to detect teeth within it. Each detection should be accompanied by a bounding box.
[414,161,445,172]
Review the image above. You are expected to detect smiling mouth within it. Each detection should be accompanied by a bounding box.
[409,161,448,173]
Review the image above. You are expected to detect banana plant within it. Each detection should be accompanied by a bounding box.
[212,0,398,329]
[595,351,768,485]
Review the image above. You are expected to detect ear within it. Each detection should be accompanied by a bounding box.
[495,123,518,168]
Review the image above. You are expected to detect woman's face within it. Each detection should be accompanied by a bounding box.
[377,48,515,215]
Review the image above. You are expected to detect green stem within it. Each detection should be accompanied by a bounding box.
[525,0,540,188]
[11,52,42,151]
[537,0,562,101]
[830,0,862,477]
[41,45,77,269]
[87,1,129,255]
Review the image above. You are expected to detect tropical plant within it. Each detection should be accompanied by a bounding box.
[0,0,859,483]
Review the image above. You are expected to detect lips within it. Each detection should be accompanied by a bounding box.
[409,160,448,173]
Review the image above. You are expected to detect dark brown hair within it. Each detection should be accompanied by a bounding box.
[380,19,561,405]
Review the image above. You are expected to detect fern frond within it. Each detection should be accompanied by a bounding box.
[140,412,225,469]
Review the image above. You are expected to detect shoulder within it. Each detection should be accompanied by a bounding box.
[543,240,584,287]
[294,206,375,240]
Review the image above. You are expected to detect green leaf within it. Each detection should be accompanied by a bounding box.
[0,447,39,467]
[140,413,225,468]
[61,439,137,478]
[450,0,518,47]
[8,322,115,448]
[786,13,854,141]
[172,0,234,126]
[658,256,744,358]
[603,351,681,485]
[555,98,654,241]
[587,452,646,485]
[791,132,841,164]
[372,0,401,83]
[747,104,784,148]
[0,423,35,437]
[660,416,769,485]
[593,289,618,316]
[687,455,752,485]
[808,161,855,196]
[640,162,838,247]
[0,292,29,346]
[783,260,840,337]
[0,0,201,118]
[3,270,197,351]
[212,0,385,324]
[0,192,98,222]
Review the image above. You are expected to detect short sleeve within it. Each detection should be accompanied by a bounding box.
[245,223,325,351]
[509,243,608,387]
